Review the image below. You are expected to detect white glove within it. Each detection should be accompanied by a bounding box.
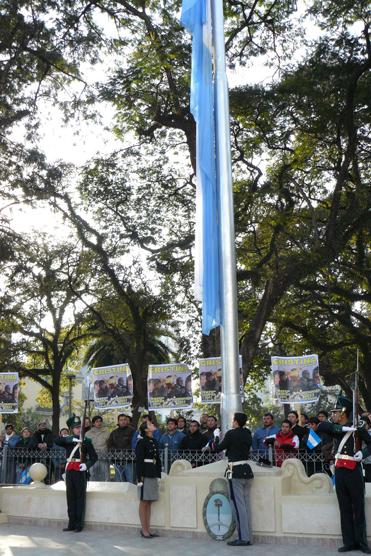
[137,482,143,487]
[72,437,80,443]
[213,428,221,439]
[79,463,87,471]
[342,426,356,432]
[354,451,363,462]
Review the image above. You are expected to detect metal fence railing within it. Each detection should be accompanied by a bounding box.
[0,445,332,486]
[249,448,332,476]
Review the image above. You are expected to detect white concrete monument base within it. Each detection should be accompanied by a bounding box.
[1,458,370,545]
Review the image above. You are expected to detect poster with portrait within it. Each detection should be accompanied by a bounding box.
[147,363,193,410]
[91,363,133,410]
[0,372,19,414]
[199,356,243,404]
[271,354,321,404]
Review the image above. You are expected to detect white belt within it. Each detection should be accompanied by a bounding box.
[228,460,249,467]
[335,454,356,461]
[226,460,249,479]
[144,458,156,463]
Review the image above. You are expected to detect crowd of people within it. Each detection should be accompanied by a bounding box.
[0,412,221,485]
[2,400,371,552]
[3,406,371,486]
[252,409,333,473]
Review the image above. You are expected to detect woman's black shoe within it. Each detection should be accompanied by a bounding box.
[140,531,152,539]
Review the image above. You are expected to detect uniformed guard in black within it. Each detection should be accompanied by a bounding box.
[135,434,162,483]
[318,398,371,554]
[214,412,254,547]
[55,415,98,533]
[135,421,162,538]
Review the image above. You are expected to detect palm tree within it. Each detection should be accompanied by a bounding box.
[82,288,174,423]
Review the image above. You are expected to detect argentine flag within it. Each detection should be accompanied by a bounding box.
[307,429,321,450]
[181,0,221,335]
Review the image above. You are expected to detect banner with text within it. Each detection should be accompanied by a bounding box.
[0,372,19,414]
[199,356,243,404]
[271,354,320,404]
[91,364,133,410]
[148,363,193,410]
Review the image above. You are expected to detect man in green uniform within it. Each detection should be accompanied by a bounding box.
[318,397,371,553]
[55,415,98,533]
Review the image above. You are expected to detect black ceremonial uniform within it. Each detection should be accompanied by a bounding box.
[318,420,371,552]
[135,435,162,481]
[215,425,254,545]
[55,435,98,532]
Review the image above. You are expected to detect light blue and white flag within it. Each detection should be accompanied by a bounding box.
[306,428,321,450]
[181,0,221,335]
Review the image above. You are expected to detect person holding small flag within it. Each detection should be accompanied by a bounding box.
[302,417,334,477]
[303,417,323,476]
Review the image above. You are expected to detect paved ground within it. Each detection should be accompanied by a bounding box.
[0,524,356,556]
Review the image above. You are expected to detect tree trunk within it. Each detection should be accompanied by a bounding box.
[240,277,286,380]
[51,374,61,436]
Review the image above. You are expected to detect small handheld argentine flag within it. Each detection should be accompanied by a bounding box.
[307,428,321,450]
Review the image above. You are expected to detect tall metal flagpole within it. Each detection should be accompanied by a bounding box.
[211,0,241,434]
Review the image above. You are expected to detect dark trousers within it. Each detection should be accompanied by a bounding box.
[66,470,87,529]
[335,464,368,548]
[364,464,371,483]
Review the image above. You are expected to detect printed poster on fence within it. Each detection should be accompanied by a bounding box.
[0,372,19,414]
[148,363,193,410]
[271,354,321,404]
[91,363,133,410]
[199,356,244,404]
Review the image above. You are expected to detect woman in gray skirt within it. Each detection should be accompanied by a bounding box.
[135,420,162,538]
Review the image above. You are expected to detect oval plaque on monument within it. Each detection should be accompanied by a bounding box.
[202,487,235,541]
